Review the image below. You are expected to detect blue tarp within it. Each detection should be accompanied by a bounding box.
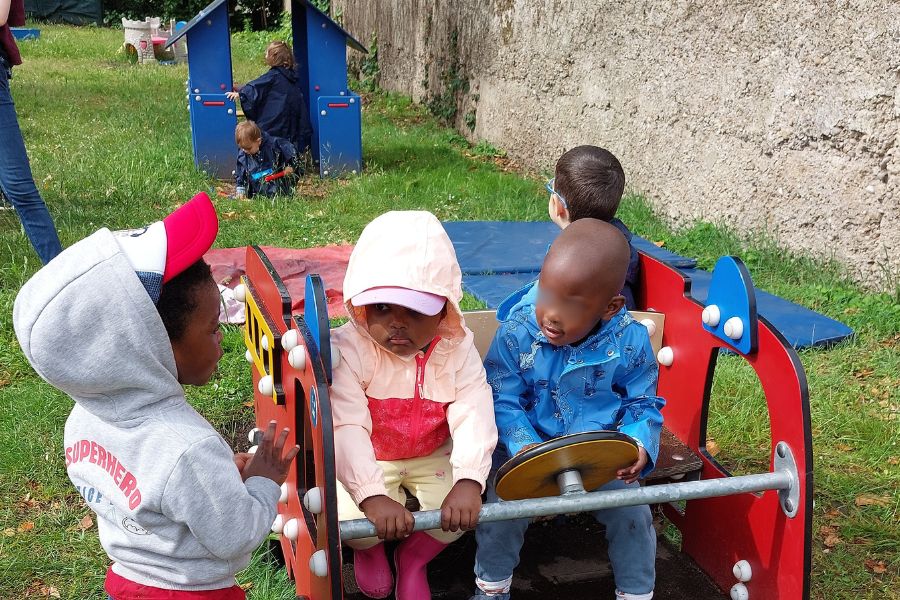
[443,221,853,349]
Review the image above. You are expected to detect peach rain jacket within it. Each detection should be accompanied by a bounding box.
[330,211,498,506]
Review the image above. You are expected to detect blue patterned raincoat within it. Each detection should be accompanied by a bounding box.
[484,282,665,477]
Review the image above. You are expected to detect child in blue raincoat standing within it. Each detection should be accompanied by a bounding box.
[227,40,312,155]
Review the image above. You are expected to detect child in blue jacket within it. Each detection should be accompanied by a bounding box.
[470,219,665,600]
[227,40,312,155]
[234,121,297,199]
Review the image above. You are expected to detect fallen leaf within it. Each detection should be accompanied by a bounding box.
[239,582,254,591]
[653,240,666,247]
[823,508,841,520]
[243,401,254,408]
[15,493,39,512]
[819,525,842,548]
[835,443,854,452]
[79,514,94,530]
[855,495,891,507]
[865,559,887,574]
[888,457,899,466]
[705,439,720,457]
[17,521,34,533]
[41,586,61,598]
[853,367,875,380]
[3,528,15,537]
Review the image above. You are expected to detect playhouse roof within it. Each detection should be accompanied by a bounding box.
[164,0,225,48]
[297,0,367,54]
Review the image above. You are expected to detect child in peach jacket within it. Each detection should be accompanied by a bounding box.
[330,211,498,600]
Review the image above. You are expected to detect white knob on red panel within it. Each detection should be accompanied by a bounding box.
[282,329,300,352]
[247,427,260,444]
[730,583,749,600]
[304,487,323,514]
[271,514,284,534]
[657,346,674,367]
[258,375,274,396]
[639,319,657,337]
[309,549,328,577]
[283,518,299,541]
[288,347,307,371]
[733,560,752,582]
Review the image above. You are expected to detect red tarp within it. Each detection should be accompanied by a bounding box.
[204,245,353,318]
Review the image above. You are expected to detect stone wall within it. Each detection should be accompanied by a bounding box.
[335,0,900,290]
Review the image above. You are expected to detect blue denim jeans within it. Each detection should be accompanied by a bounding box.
[0,56,62,264]
[472,451,656,598]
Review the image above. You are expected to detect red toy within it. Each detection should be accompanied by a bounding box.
[264,170,289,182]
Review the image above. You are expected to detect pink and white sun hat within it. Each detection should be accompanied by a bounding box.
[351,286,447,316]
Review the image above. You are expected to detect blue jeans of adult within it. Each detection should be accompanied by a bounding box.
[0,56,62,264]
[472,450,656,599]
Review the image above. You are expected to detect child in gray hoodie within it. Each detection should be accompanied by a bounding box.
[13,192,300,600]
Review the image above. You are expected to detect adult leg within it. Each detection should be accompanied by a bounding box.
[592,479,656,599]
[0,66,62,264]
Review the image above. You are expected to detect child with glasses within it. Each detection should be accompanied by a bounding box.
[546,145,640,309]
[469,219,664,600]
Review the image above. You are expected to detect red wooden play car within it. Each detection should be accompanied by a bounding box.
[235,245,812,600]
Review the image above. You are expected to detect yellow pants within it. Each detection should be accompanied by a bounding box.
[337,441,464,549]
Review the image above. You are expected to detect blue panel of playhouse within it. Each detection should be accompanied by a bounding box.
[290,0,366,177]
[316,95,363,177]
[701,257,758,354]
[166,0,237,179]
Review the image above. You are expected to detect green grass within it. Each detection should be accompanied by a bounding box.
[1,24,898,600]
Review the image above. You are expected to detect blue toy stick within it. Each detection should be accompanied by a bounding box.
[251,168,274,181]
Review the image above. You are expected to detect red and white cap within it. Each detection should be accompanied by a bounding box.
[112,192,218,303]
[351,286,447,316]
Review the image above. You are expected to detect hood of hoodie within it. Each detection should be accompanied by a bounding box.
[13,228,183,423]
[343,211,467,349]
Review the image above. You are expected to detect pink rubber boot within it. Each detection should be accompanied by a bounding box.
[352,543,393,598]
[393,531,449,600]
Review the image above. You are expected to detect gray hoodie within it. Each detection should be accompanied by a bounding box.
[13,229,280,591]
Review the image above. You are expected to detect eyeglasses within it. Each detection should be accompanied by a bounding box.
[545,177,568,209]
